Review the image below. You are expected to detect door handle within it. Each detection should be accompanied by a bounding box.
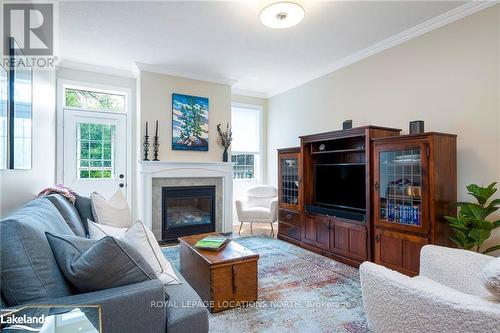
[119,183,125,188]
[119,174,124,179]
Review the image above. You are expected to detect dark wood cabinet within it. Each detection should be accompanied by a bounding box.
[277,128,456,275]
[277,148,304,245]
[372,133,456,275]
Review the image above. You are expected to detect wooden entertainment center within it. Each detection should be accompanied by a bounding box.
[277,125,457,276]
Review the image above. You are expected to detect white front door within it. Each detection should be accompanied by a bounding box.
[63,110,127,198]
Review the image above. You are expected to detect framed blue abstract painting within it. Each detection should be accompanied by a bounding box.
[172,93,209,151]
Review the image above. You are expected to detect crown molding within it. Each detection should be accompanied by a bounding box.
[267,1,498,97]
[134,62,237,86]
[57,59,135,78]
[231,88,267,99]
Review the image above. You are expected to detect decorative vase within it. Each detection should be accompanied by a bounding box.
[222,148,228,162]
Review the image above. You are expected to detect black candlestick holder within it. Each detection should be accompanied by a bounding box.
[153,135,159,161]
[143,135,150,161]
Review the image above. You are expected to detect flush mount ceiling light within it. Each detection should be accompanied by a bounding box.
[259,0,305,29]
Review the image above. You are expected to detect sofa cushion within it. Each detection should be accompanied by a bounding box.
[46,232,156,293]
[88,220,181,285]
[164,267,209,333]
[74,194,94,235]
[0,198,75,306]
[91,190,132,228]
[46,194,87,237]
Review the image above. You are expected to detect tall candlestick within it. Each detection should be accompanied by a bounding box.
[155,120,158,137]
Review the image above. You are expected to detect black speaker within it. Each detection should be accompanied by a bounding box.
[342,120,352,130]
[409,120,424,134]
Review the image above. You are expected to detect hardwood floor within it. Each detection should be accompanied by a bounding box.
[232,222,277,239]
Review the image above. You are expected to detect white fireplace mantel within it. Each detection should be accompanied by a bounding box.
[137,161,234,234]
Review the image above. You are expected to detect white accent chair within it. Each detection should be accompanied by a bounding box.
[235,185,278,237]
[359,245,500,333]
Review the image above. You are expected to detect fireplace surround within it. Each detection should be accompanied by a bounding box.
[138,161,233,240]
[162,185,216,241]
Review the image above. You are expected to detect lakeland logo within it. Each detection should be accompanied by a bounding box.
[1,313,47,325]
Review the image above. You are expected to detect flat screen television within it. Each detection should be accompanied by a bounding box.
[314,164,366,211]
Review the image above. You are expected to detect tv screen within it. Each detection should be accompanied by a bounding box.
[314,164,366,210]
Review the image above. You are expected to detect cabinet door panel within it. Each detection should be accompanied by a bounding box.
[278,151,302,211]
[332,223,349,253]
[315,215,330,250]
[379,233,403,267]
[375,228,428,276]
[403,238,427,272]
[373,141,430,235]
[348,226,367,260]
[302,214,317,246]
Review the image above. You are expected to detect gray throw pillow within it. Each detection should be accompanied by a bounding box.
[46,232,156,293]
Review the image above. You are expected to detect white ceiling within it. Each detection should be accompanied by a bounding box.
[58,1,472,96]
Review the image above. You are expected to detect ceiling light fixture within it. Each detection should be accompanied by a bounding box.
[259,0,305,29]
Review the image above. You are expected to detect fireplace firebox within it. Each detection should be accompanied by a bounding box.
[162,185,216,241]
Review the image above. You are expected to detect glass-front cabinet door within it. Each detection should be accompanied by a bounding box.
[374,142,429,234]
[278,151,302,210]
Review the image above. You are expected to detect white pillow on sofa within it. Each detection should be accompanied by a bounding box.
[481,256,500,299]
[91,190,132,228]
[88,220,181,285]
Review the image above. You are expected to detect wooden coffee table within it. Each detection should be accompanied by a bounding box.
[179,232,259,313]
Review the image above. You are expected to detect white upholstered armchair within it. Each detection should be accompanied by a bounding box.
[235,185,278,237]
[360,245,500,332]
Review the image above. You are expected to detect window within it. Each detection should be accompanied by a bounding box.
[231,104,262,181]
[64,87,125,112]
[77,123,116,179]
[232,154,255,179]
[1,38,33,170]
[0,66,7,169]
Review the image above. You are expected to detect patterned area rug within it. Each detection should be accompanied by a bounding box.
[162,235,368,333]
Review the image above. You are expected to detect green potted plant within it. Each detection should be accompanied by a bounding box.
[445,182,500,254]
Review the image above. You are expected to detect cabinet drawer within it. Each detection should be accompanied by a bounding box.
[279,209,302,227]
[278,223,301,241]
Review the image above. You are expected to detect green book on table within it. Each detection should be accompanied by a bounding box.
[194,235,230,250]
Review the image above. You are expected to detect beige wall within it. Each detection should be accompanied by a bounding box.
[266,6,500,252]
[0,70,56,216]
[138,71,231,163]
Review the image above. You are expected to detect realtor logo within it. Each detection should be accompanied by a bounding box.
[3,3,54,56]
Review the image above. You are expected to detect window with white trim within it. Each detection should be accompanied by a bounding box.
[231,105,262,180]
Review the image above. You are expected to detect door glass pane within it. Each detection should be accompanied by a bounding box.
[379,149,422,226]
[77,123,116,179]
[281,157,299,206]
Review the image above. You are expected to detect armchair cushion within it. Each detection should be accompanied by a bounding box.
[420,245,492,297]
[360,261,500,332]
[481,257,500,299]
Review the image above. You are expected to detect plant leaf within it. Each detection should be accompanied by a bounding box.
[466,183,497,205]
[482,244,500,255]
[449,235,464,248]
[493,220,500,228]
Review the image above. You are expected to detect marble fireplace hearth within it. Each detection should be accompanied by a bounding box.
[138,161,233,241]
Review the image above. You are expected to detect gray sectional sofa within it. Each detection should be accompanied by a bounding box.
[0,194,209,333]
